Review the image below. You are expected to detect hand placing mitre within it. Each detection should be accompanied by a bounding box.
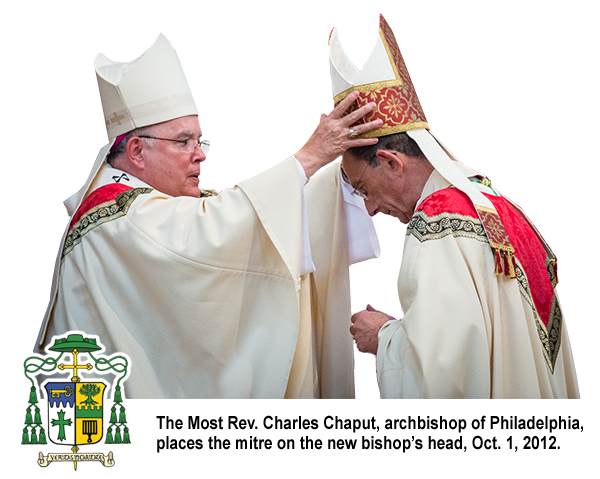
[350,304,396,355]
[295,91,383,178]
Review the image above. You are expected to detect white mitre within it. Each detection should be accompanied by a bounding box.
[36,35,200,349]
[330,15,519,278]
[64,34,198,216]
[96,34,197,141]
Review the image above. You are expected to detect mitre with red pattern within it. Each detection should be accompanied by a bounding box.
[329,15,522,279]
[329,15,428,138]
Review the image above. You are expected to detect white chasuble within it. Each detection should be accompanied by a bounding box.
[36,158,378,398]
[377,169,579,399]
[37,158,309,398]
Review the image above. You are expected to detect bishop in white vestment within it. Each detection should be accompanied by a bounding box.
[34,34,383,398]
[334,15,579,398]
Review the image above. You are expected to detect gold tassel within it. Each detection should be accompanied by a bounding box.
[494,248,503,276]
[493,248,517,278]
[506,251,516,279]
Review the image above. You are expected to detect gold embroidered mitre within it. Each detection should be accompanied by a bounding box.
[329,14,428,138]
[330,15,517,279]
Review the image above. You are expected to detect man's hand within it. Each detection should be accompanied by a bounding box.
[295,91,383,178]
[350,304,395,355]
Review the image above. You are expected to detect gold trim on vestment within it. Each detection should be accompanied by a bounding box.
[62,188,153,260]
[359,122,430,139]
[514,258,562,373]
[407,210,488,244]
[474,205,496,215]
[333,80,404,105]
[333,80,403,105]
[475,205,516,278]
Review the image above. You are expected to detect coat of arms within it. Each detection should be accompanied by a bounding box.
[22,332,131,469]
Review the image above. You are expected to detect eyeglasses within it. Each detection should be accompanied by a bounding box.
[341,163,370,201]
[137,135,210,154]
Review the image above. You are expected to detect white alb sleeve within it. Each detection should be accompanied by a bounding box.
[340,171,380,264]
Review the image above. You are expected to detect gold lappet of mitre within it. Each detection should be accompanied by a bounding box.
[329,15,428,138]
[95,34,198,141]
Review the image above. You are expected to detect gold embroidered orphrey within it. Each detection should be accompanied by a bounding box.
[62,187,154,260]
[407,208,562,372]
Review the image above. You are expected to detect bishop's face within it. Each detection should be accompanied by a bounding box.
[137,115,207,198]
[341,151,415,224]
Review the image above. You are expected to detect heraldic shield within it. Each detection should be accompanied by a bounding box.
[44,381,106,446]
[23,332,131,469]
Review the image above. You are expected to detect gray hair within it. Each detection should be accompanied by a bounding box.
[348,131,426,166]
[106,124,157,165]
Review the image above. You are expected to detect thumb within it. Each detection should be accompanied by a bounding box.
[366,304,378,312]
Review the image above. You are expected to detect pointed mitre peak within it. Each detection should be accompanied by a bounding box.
[328,15,428,138]
[95,33,198,140]
[329,20,396,98]
[330,17,518,279]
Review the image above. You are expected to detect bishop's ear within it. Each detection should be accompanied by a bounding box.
[125,137,145,170]
[375,149,404,176]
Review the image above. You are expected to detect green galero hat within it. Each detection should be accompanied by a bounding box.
[48,333,102,353]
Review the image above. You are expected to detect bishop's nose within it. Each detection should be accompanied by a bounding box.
[193,145,207,163]
[364,199,379,217]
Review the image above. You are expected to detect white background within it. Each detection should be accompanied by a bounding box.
[1,1,598,477]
